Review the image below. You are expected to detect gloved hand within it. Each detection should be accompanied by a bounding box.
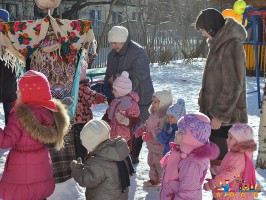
[142,132,153,142]
[203,179,216,191]
[95,94,106,104]
[115,112,129,126]
[135,127,144,138]
[62,97,74,108]
[70,157,83,169]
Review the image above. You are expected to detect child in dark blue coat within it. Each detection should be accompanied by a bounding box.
[157,98,186,156]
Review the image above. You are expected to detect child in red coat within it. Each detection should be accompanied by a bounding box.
[73,78,106,161]
[0,70,70,200]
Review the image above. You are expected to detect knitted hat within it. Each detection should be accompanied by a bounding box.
[153,90,173,108]
[195,8,225,37]
[80,119,111,152]
[228,123,254,143]
[108,26,129,43]
[0,9,9,22]
[166,98,186,121]
[18,70,57,112]
[113,71,132,97]
[177,112,211,158]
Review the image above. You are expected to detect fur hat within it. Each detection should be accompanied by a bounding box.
[112,71,132,97]
[0,9,9,22]
[153,90,173,108]
[80,119,111,152]
[18,70,57,112]
[195,8,225,37]
[166,98,186,121]
[228,123,254,143]
[108,26,129,43]
[177,112,211,158]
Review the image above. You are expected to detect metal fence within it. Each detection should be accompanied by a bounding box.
[91,20,205,68]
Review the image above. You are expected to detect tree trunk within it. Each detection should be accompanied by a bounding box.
[256,88,266,169]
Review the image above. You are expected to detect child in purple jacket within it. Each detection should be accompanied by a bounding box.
[160,112,219,200]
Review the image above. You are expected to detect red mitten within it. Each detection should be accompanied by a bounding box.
[142,132,153,142]
[203,179,216,191]
[95,94,106,104]
[135,127,144,138]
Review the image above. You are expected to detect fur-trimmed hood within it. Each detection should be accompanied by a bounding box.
[191,142,220,160]
[231,139,257,153]
[15,99,70,150]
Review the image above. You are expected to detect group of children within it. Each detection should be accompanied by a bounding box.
[0,69,258,200]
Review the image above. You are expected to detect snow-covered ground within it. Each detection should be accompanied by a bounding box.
[1,59,266,199]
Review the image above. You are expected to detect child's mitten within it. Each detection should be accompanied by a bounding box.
[142,132,153,142]
[115,112,129,126]
[95,93,106,104]
[135,127,144,138]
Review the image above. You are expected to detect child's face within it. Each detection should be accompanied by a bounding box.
[166,114,177,125]
[226,132,238,149]
[112,88,120,98]
[174,129,183,145]
[151,96,160,112]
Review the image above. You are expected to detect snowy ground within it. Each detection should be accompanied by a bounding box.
[0,59,266,199]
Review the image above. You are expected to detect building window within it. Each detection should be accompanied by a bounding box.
[5,4,18,20]
[90,10,101,21]
[112,12,122,24]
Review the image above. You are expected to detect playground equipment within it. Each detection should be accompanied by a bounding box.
[242,7,266,108]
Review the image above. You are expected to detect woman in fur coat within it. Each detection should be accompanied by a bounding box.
[0,70,70,200]
[203,123,257,200]
[135,90,172,187]
[195,8,247,174]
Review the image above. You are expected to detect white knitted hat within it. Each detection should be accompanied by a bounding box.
[80,119,111,152]
[108,26,129,43]
[228,123,254,143]
[153,90,173,108]
[166,98,186,121]
[113,71,132,97]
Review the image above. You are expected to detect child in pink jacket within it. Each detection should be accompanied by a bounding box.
[135,90,172,187]
[104,71,140,151]
[160,112,219,200]
[0,70,70,200]
[203,123,257,200]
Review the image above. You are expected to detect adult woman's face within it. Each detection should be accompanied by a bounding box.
[199,29,213,40]
[110,42,124,53]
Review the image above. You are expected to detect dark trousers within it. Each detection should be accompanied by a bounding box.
[3,101,13,125]
[73,123,88,162]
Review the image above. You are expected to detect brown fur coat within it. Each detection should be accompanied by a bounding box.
[199,18,248,125]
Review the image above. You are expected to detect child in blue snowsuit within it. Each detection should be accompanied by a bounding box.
[157,98,186,156]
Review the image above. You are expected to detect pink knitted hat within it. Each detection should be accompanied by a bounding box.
[177,112,211,158]
[113,71,132,97]
[228,123,254,143]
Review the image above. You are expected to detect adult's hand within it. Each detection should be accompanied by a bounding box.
[211,118,222,130]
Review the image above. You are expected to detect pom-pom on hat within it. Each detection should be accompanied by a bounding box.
[153,90,173,108]
[0,9,9,22]
[177,112,211,158]
[166,98,186,121]
[195,8,225,37]
[80,119,111,152]
[228,123,254,143]
[113,71,132,97]
[18,70,57,111]
[108,26,129,43]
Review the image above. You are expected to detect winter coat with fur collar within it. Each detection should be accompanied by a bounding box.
[0,100,69,200]
[160,142,219,200]
[210,140,257,200]
[198,18,248,126]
